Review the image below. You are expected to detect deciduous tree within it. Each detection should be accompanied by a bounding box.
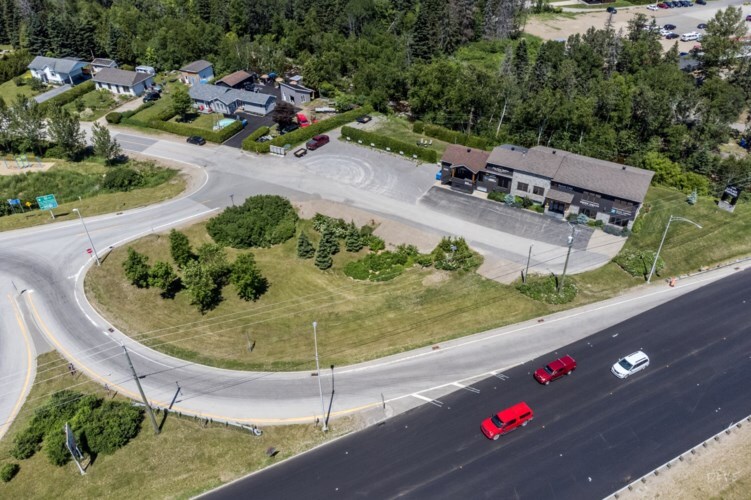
[230,253,268,301]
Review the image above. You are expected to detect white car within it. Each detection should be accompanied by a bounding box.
[660,28,671,36]
[647,4,659,10]
[681,32,700,42]
[611,351,650,379]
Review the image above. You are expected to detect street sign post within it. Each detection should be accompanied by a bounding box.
[36,194,58,219]
[64,423,85,475]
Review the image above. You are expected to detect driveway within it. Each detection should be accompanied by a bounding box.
[223,112,275,148]
[33,84,72,104]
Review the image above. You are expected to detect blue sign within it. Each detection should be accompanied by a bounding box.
[7,199,21,206]
[36,194,58,210]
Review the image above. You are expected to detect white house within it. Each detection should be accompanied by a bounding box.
[27,56,89,85]
[188,84,276,116]
[93,68,154,97]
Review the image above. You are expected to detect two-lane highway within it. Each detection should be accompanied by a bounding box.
[206,268,751,499]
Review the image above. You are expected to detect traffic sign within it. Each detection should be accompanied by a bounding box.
[86,248,93,255]
[7,199,20,206]
[36,194,58,210]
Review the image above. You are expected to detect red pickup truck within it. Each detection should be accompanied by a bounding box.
[533,355,576,385]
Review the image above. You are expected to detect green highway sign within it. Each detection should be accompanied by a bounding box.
[36,194,58,211]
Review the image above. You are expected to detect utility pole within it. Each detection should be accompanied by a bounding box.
[73,208,100,266]
[312,322,327,432]
[647,215,702,284]
[557,225,576,293]
[523,244,533,284]
[121,344,160,435]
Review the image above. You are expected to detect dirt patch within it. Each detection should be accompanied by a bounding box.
[0,160,55,176]
[618,421,751,499]
[422,270,451,287]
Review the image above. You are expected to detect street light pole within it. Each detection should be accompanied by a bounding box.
[647,215,702,284]
[557,225,576,293]
[312,321,327,432]
[73,208,100,266]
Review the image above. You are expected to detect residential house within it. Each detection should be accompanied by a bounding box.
[27,56,89,85]
[440,144,654,229]
[90,58,118,75]
[135,65,156,75]
[279,80,314,106]
[215,70,255,89]
[179,60,214,86]
[188,84,276,116]
[93,68,155,97]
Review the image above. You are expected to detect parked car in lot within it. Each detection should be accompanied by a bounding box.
[186,135,206,146]
[305,134,330,150]
[606,6,617,13]
[534,355,577,385]
[481,402,534,440]
[657,2,668,7]
[666,33,679,39]
[697,23,707,29]
[293,148,307,158]
[256,135,273,143]
[279,123,300,135]
[747,15,751,22]
[696,0,705,4]
[143,92,160,102]
[647,4,658,10]
[297,113,311,128]
[681,32,700,42]
[611,351,650,379]
[664,24,676,30]
[356,115,372,124]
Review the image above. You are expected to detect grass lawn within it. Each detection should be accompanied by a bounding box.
[170,112,224,131]
[370,115,451,156]
[0,161,186,232]
[0,351,354,499]
[64,89,128,122]
[566,0,634,8]
[0,73,40,104]
[127,82,183,123]
[85,215,642,371]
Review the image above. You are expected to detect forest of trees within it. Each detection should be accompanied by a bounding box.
[2,0,751,191]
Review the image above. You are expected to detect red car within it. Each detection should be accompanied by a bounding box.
[481,402,534,440]
[657,2,668,7]
[534,355,576,385]
[297,113,311,127]
[306,134,330,150]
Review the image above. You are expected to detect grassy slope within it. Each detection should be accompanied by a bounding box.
[0,74,37,104]
[370,115,451,156]
[0,352,352,499]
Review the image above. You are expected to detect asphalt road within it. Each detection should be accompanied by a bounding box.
[207,269,751,500]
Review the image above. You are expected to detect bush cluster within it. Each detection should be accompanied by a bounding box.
[0,49,32,82]
[412,121,424,134]
[105,111,123,124]
[241,126,271,152]
[258,106,373,151]
[38,81,95,114]
[0,463,20,483]
[10,390,143,466]
[422,124,491,150]
[207,195,298,248]
[344,244,420,281]
[103,167,143,191]
[516,274,577,304]
[431,237,482,272]
[341,126,438,163]
[312,213,350,239]
[148,118,242,143]
[614,250,664,279]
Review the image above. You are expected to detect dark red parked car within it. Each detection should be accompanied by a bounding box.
[306,134,330,150]
[534,355,576,385]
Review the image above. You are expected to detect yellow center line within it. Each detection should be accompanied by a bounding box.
[26,292,379,424]
[0,294,35,441]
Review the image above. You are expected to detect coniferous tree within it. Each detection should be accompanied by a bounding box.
[314,243,333,270]
[297,232,315,259]
[27,14,48,55]
[345,224,363,253]
[319,227,339,255]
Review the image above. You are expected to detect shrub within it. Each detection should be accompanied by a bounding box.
[169,229,195,269]
[263,106,374,150]
[242,126,271,152]
[10,427,43,460]
[182,260,222,312]
[312,213,349,239]
[576,213,589,225]
[487,191,505,203]
[344,259,371,280]
[416,254,433,267]
[521,196,533,209]
[83,401,143,455]
[148,119,242,143]
[148,261,180,298]
[631,215,645,234]
[231,253,268,301]
[516,274,577,304]
[341,126,437,163]
[422,123,491,150]
[602,224,629,236]
[614,250,663,279]
[0,463,20,483]
[13,76,25,86]
[504,194,516,206]
[412,121,424,134]
[531,203,544,213]
[344,251,406,281]
[123,247,151,288]
[368,235,385,252]
[38,81,95,114]
[43,428,70,466]
[103,168,143,191]
[106,112,123,124]
[207,195,298,248]
[431,237,482,272]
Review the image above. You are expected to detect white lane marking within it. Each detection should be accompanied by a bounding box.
[412,394,443,407]
[453,382,480,393]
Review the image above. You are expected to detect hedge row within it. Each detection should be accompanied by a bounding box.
[422,123,491,150]
[148,118,243,143]
[341,126,438,163]
[265,105,373,149]
[38,80,95,114]
[242,126,271,153]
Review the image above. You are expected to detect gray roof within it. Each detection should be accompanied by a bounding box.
[280,81,314,94]
[93,68,152,87]
[28,56,86,74]
[91,58,117,67]
[488,145,654,202]
[189,84,275,107]
[180,60,213,73]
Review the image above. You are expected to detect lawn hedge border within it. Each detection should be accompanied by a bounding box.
[38,80,95,114]
[265,105,373,149]
[422,123,491,150]
[242,126,271,153]
[341,126,438,163]
[148,119,243,143]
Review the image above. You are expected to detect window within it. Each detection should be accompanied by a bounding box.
[532,186,544,196]
[582,191,601,203]
[517,182,529,192]
[608,215,629,227]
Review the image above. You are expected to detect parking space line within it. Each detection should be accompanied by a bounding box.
[411,394,444,407]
